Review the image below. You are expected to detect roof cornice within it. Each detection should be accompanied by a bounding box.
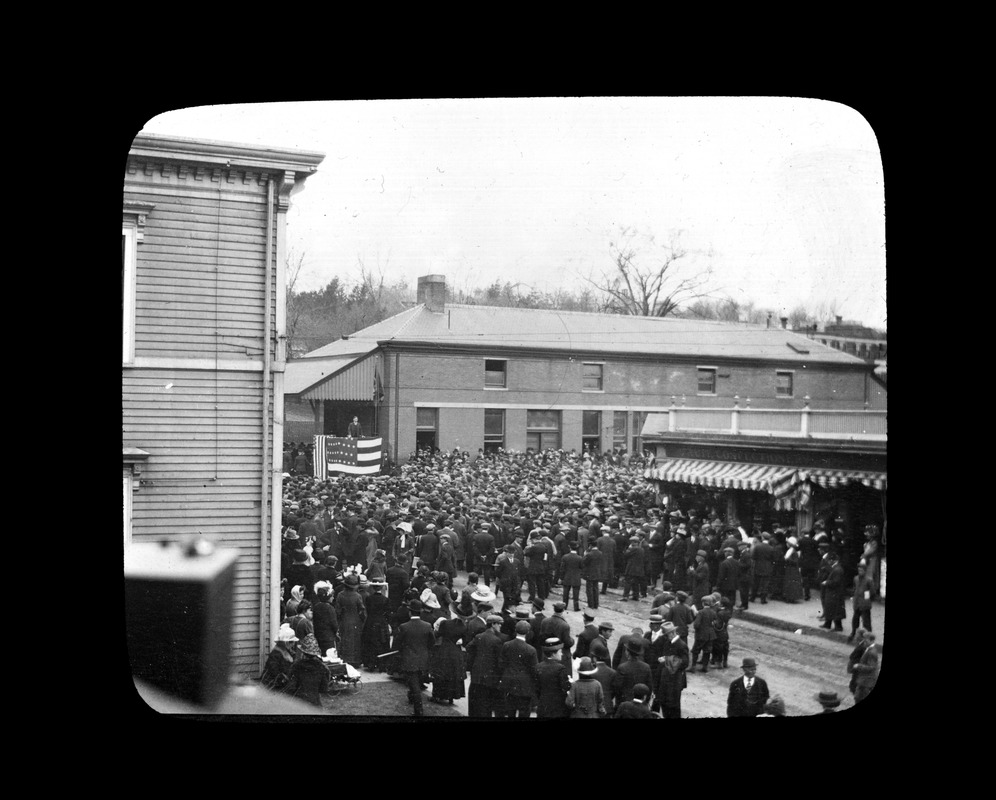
[129,133,325,174]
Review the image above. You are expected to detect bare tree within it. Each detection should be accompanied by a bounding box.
[582,227,714,318]
[285,250,308,359]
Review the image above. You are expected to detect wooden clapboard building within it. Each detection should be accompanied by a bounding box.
[123,133,324,677]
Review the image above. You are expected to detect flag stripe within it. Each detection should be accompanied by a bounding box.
[313,434,382,478]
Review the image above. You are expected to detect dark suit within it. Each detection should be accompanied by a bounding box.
[472,531,497,586]
[395,616,436,715]
[534,657,570,718]
[540,614,575,677]
[727,675,770,717]
[582,548,605,608]
[654,636,689,719]
[615,658,653,709]
[499,637,539,718]
[466,627,507,717]
[574,623,599,659]
[622,544,647,599]
[751,541,774,601]
[560,551,583,610]
[592,661,623,716]
[612,634,648,670]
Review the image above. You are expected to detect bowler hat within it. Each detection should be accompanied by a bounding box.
[741,657,757,669]
[817,690,841,708]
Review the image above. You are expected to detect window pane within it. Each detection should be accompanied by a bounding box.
[697,368,716,393]
[484,359,506,387]
[583,363,603,390]
[416,408,437,429]
[582,410,600,436]
[776,372,793,396]
[527,410,560,430]
[613,411,627,436]
[484,409,504,435]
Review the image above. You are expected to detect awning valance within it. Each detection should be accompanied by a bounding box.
[644,459,797,495]
[787,468,887,492]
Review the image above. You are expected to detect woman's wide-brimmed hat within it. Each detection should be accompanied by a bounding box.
[577,657,598,676]
[420,588,441,609]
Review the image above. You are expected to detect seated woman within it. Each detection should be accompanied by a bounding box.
[284,633,330,708]
[260,623,299,691]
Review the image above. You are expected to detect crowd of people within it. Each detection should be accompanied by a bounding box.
[263,446,882,716]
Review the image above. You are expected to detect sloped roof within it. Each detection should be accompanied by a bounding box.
[361,304,864,364]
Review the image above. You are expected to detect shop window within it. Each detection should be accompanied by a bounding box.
[582,410,601,453]
[484,359,507,388]
[613,410,627,451]
[582,362,603,391]
[526,409,561,452]
[697,367,717,395]
[484,408,505,453]
[631,410,648,454]
[776,370,794,398]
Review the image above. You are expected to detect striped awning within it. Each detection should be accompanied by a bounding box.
[644,459,797,495]
[789,468,887,492]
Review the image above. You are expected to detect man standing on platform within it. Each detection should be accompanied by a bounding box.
[346,416,363,438]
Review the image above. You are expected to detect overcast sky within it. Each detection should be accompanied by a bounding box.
[138,97,886,330]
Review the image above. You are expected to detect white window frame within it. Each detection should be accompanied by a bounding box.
[123,468,134,549]
[484,358,508,390]
[697,366,718,396]
[776,370,795,398]
[582,362,604,392]
[484,408,505,452]
[122,225,137,364]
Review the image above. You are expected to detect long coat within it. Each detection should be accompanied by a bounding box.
[285,655,330,707]
[395,616,436,673]
[655,636,689,711]
[716,556,740,599]
[312,598,340,657]
[466,627,507,688]
[430,618,467,700]
[596,534,616,577]
[498,637,539,699]
[534,657,570,718]
[823,561,847,621]
[782,548,804,601]
[566,674,605,718]
[560,551,583,587]
[582,548,606,581]
[334,587,367,667]
[540,614,575,677]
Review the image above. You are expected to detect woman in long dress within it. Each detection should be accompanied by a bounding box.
[334,574,367,667]
[429,614,467,704]
[361,582,391,670]
[782,537,804,603]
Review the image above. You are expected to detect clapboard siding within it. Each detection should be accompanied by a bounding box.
[126,136,323,682]
[128,182,278,362]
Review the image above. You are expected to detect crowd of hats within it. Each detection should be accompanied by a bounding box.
[279,448,663,544]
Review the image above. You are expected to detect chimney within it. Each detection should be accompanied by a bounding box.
[766,312,772,329]
[835,315,843,326]
[780,316,788,329]
[417,274,446,313]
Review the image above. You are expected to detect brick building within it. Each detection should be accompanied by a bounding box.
[285,274,885,464]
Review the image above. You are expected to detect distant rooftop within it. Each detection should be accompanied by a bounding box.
[299,301,864,365]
